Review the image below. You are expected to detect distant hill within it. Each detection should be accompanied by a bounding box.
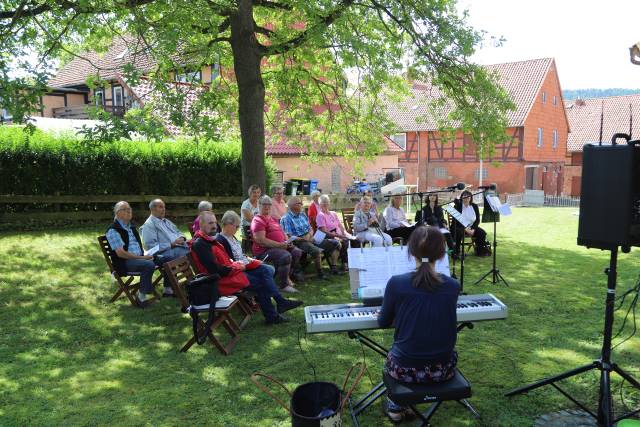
[563,88,640,100]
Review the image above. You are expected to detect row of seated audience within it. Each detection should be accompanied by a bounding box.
[105,199,303,324]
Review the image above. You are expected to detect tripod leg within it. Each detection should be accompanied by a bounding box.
[505,362,598,396]
[597,369,614,427]
[612,364,640,389]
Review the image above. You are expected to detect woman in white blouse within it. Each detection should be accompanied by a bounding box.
[452,190,489,257]
[382,194,414,242]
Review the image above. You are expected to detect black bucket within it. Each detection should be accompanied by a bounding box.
[290,381,342,427]
[251,363,365,427]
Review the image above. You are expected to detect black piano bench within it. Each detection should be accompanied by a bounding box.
[382,369,480,426]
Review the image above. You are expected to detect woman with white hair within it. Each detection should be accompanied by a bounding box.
[353,195,392,247]
[190,200,213,234]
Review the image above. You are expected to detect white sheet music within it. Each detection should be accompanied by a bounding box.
[349,246,451,298]
[443,204,471,227]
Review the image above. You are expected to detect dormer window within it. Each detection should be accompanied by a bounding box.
[392,133,407,150]
[175,70,202,83]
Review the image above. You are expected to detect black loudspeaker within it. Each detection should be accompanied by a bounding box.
[577,142,640,250]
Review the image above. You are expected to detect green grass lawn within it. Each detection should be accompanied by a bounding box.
[1,207,640,426]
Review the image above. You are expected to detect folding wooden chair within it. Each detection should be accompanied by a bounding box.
[97,235,162,307]
[341,208,363,248]
[184,252,254,327]
[444,214,476,255]
[163,256,252,355]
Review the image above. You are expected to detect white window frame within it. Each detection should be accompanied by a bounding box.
[112,86,124,107]
[541,91,547,103]
[211,63,220,81]
[433,166,447,179]
[553,129,558,149]
[94,89,105,106]
[474,168,488,180]
[537,128,543,147]
[392,133,407,150]
[175,70,202,83]
[553,95,557,106]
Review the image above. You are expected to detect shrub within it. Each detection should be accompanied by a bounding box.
[0,126,271,196]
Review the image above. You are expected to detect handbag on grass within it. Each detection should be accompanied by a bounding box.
[185,273,220,345]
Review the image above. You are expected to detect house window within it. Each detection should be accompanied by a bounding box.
[474,168,488,180]
[392,133,406,150]
[211,64,220,81]
[553,129,558,149]
[537,128,543,147]
[0,107,11,122]
[553,95,557,106]
[175,70,202,83]
[433,167,447,179]
[541,92,547,103]
[112,86,124,107]
[94,89,104,106]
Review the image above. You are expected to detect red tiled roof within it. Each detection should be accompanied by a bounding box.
[49,36,157,87]
[265,134,403,155]
[119,76,214,136]
[383,58,555,131]
[565,94,640,152]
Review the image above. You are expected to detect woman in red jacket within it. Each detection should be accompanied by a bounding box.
[190,211,302,324]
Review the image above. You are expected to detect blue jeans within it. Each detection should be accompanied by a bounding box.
[244,264,286,321]
[124,258,156,294]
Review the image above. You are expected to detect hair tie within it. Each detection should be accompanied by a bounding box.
[421,257,429,263]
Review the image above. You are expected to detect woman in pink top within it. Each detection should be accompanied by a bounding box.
[269,185,287,220]
[251,195,304,292]
[315,194,350,271]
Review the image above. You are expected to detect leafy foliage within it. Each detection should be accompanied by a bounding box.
[0,126,258,196]
[0,0,515,189]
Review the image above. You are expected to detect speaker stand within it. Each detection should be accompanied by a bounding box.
[505,248,640,426]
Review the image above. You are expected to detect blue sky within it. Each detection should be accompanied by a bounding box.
[461,0,640,89]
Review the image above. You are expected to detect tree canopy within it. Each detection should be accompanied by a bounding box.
[0,0,514,190]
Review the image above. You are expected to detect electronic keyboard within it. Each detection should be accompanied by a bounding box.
[304,293,507,334]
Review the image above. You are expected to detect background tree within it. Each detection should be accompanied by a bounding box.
[0,0,514,191]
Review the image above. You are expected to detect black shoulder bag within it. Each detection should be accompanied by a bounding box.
[185,273,221,345]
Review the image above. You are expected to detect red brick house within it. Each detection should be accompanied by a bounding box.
[564,94,640,196]
[384,58,570,195]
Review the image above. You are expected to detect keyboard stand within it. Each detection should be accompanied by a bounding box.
[347,322,475,427]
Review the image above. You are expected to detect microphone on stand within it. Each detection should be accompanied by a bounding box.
[478,183,497,191]
[444,182,467,191]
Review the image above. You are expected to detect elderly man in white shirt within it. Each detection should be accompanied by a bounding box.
[141,198,190,296]
[382,194,415,242]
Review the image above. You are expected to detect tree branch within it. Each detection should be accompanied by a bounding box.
[253,0,292,11]
[0,0,158,20]
[260,0,355,56]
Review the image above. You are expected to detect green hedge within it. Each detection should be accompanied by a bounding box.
[0,126,267,196]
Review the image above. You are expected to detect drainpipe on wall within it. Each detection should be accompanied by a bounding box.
[417,131,421,190]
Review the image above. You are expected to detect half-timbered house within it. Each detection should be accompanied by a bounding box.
[385,58,570,195]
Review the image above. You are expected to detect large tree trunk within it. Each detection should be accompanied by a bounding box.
[230,0,266,193]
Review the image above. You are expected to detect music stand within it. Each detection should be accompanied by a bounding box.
[474,190,509,286]
[442,202,472,292]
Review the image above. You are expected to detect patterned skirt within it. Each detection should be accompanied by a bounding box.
[384,351,458,383]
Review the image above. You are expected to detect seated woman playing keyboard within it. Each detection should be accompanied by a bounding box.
[377,226,460,422]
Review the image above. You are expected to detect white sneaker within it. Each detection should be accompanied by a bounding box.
[137,291,151,302]
[281,285,299,293]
